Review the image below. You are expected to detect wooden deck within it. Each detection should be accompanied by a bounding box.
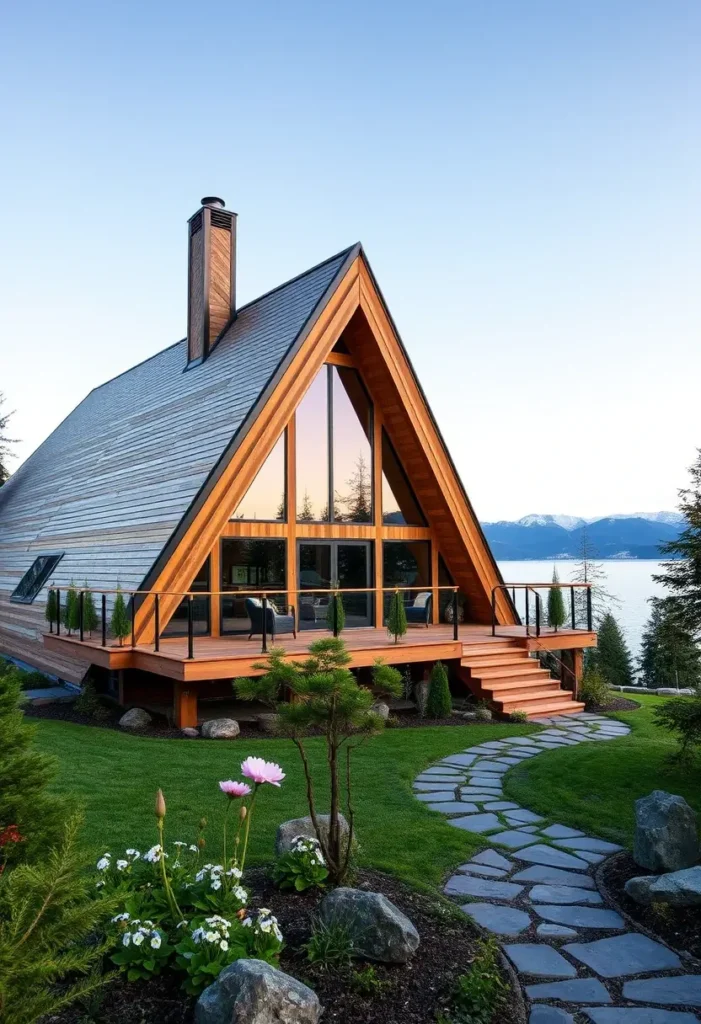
[44,624,596,683]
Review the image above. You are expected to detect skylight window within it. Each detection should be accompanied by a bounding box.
[10,554,64,604]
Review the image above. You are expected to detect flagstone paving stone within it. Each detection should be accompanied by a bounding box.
[411,714,701,1020]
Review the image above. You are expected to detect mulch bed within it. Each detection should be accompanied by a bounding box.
[586,696,640,713]
[48,869,522,1024]
[601,852,701,961]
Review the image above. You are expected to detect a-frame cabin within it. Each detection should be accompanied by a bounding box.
[0,198,596,726]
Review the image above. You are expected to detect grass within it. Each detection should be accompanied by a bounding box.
[33,719,537,887]
[505,693,701,847]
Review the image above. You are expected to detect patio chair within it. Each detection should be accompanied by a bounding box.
[405,591,432,626]
[245,598,296,640]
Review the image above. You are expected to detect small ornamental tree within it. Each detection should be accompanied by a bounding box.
[547,567,567,631]
[591,612,634,687]
[387,590,407,644]
[234,638,402,885]
[82,582,98,637]
[426,661,452,718]
[325,592,345,635]
[110,587,131,646]
[44,588,57,632]
[63,581,80,635]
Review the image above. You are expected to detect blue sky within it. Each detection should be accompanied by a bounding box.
[1,0,699,520]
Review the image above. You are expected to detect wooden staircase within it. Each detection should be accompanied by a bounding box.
[458,640,585,719]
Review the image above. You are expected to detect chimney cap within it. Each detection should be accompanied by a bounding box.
[201,196,225,209]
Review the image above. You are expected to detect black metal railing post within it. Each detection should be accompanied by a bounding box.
[491,588,497,636]
[525,589,530,635]
[586,587,593,632]
[452,589,459,641]
[535,592,541,637]
[131,597,136,648]
[333,592,339,637]
[79,591,85,642]
[56,589,61,636]
[261,595,268,653]
[48,589,54,633]
[101,594,106,647]
[187,596,194,659]
[511,586,516,605]
[154,593,160,652]
[570,586,576,630]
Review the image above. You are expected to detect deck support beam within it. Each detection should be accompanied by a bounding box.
[561,648,584,699]
[174,681,198,729]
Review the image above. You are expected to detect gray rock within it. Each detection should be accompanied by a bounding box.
[447,812,502,833]
[371,701,390,720]
[625,866,701,907]
[564,933,681,978]
[194,959,320,1024]
[463,903,531,936]
[530,1008,574,1024]
[275,814,349,857]
[445,874,523,900]
[622,975,701,1007]
[201,718,240,740]
[504,943,576,977]
[181,726,199,738]
[512,844,591,872]
[529,884,603,905]
[512,865,596,889]
[633,790,699,872]
[526,978,611,1003]
[319,888,419,963]
[118,707,152,730]
[537,923,578,938]
[534,905,625,930]
[474,706,492,721]
[582,1010,698,1023]
[256,713,281,734]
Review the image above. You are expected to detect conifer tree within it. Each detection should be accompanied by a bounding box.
[297,491,315,522]
[569,526,619,626]
[325,592,346,635]
[386,590,407,644]
[110,586,131,645]
[342,453,372,523]
[547,566,567,631]
[44,589,57,633]
[590,612,634,687]
[426,661,452,718]
[639,597,701,690]
[0,392,17,486]
[63,581,79,635]
[654,449,701,635]
[82,582,98,637]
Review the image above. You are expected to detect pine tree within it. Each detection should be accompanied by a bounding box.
[426,661,451,718]
[386,590,408,644]
[325,592,346,634]
[639,597,701,690]
[63,581,79,635]
[81,583,98,636]
[110,586,131,646]
[654,449,701,634]
[44,589,57,633]
[341,453,372,523]
[590,612,634,687]
[297,491,315,522]
[569,526,619,627]
[547,566,567,631]
[0,392,17,486]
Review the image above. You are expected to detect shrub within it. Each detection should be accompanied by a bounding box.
[426,661,452,718]
[110,587,131,645]
[75,677,110,720]
[19,668,52,689]
[440,937,509,1024]
[63,580,80,635]
[110,917,174,981]
[509,709,528,723]
[45,589,57,632]
[272,836,329,892]
[175,911,282,995]
[579,668,611,709]
[304,916,355,970]
[653,694,701,763]
[386,591,407,643]
[325,592,345,635]
[474,703,492,722]
[547,567,567,631]
[82,582,99,636]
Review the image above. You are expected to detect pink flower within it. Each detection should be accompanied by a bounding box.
[219,780,252,799]
[241,757,285,787]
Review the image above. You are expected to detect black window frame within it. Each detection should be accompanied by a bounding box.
[10,553,65,604]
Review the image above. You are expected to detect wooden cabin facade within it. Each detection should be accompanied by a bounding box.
[0,198,595,725]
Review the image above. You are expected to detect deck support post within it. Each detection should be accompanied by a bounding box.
[561,648,584,699]
[174,681,198,729]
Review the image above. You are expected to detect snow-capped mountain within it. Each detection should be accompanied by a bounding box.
[516,514,587,531]
[480,513,684,560]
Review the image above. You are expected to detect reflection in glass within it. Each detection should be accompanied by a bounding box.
[296,368,329,521]
[382,541,431,621]
[332,368,372,523]
[298,541,373,630]
[221,539,287,634]
[162,558,211,637]
[231,433,286,521]
[381,431,426,525]
[298,542,332,630]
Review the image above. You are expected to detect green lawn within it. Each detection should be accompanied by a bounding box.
[33,719,537,887]
[505,693,701,847]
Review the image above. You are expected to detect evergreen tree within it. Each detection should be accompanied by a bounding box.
[426,661,451,718]
[297,491,315,522]
[654,449,701,635]
[44,589,57,633]
[82,582,98,637]
[638,596,701,690]
[547,566,567,631]
[341,453,372,523]
[110,587,131,646]
[63,581,79,635]
[569,526,619,627]
[386,590,407,644]
[325,592,346,635]
[590,612,634,687]
[0,392,17,486]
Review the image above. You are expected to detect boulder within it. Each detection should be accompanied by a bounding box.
[194,958,320,1024]
[319,887,419,963]
[201,718,240,740]
[634,791,699,872]
[371,701,390,720]
[474,706,493,722]
[275,814,350,857]
[181,726,199,738]
[625,866,701,907]
[256,713,281,734]
[118,707,152,730]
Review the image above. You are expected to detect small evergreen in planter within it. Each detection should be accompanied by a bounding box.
[547,566,566,631]
[387,590,407,644]
[325,592,345,635]
[82,581,99,637]
[426,661,451,718]
[63,580,80,635]
[110,586,131,646]
[45,588,57,633]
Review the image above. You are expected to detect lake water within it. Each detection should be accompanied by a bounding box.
[497,560,668,660]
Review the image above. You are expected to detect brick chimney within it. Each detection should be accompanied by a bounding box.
[187,197,237,365]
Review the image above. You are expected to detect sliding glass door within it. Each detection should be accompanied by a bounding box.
[298,541,373,629]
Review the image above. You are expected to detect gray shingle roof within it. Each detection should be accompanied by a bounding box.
[0,245,357,598]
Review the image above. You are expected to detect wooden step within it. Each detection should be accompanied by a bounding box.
[495,692,585,714]
[481,678,561,694]
[460,643,522,657]
[470,665,550,680]
[461,654,533,670]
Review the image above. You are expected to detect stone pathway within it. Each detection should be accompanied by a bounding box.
[413,713,701,1023]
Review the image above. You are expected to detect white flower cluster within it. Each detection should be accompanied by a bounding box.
[241,908,283,943]
[194,863,247,897]
[96,848,141,875]
[113,916,164,950]
[143,844,167,863]
[292,836,326,866]
[191,915,232,952]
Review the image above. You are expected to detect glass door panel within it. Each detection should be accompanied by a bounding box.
[337,542,372,627]
[298,541,373,630]
[298,542,332,629]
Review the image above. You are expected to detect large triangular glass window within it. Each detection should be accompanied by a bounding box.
[231,432,286,521]
[381,430,426,525]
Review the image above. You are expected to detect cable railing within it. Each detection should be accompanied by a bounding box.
[45,585,464,659]
[491,582,593,638]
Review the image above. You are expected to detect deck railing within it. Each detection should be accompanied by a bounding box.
[45,585,463,659]
[492,582,593,638]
